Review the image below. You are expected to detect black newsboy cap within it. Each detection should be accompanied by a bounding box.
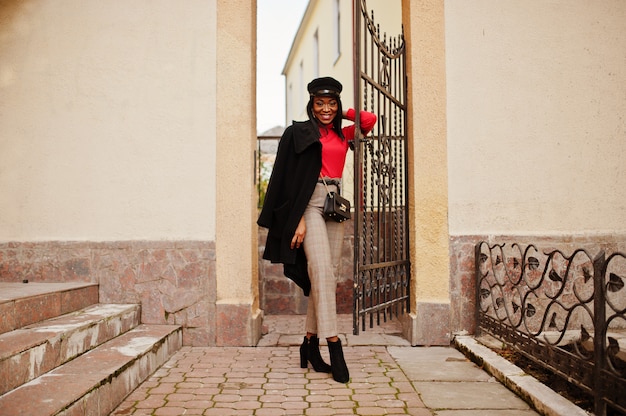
[307,76,342,97]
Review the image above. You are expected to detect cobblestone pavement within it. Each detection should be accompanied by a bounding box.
[111,315,541,416]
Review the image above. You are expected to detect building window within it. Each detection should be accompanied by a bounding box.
[313,29,319,79]
[334,0,341,61]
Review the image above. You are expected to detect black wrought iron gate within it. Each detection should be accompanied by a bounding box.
[352,0,410,334]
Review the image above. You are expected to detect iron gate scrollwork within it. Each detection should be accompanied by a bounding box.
[352,0,410,334]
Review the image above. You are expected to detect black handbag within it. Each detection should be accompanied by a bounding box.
[321,178,351,223]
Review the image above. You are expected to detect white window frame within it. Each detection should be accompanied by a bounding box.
[333,0,341,62]
[313,29,320,78]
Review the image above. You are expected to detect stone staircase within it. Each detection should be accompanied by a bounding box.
[0,282,182,415]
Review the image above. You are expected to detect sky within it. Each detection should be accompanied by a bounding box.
[256,0,309,134]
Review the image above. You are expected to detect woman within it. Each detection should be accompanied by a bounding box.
[258,76,377,383]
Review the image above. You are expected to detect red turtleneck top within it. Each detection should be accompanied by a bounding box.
[319,108,377,178]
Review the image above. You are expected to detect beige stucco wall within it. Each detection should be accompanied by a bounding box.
[403,0,449,304]
[446,0,626,236]
[214,0,262,346]
[0,1,216,242]
[215,0,259,307]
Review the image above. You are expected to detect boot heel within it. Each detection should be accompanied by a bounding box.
[299,337,308,369]
[299,336,332,373]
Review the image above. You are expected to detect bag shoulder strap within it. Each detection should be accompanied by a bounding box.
[320,176,331,195]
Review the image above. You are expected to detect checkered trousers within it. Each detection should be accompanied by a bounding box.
[302,181,345,339]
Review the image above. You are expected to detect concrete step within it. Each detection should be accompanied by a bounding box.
[0,324,182,416]
[0,282,99,335]
[0,303,141,396]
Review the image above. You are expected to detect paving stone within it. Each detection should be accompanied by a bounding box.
[412,381,533,411]
[388,345,492,382]
[435,411,540,416]
[108,315,594,416]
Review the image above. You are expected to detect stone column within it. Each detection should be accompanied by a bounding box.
[215,0,263,346]
[401,0,451,346]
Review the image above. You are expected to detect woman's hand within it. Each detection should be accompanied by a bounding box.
[291,217,306,249]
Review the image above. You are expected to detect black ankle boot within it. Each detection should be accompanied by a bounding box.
[327,338,349,383]
[300,336,332,373]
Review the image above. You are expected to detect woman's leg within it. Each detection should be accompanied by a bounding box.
[302,183,340,340]
[321,217,343,342]
[301,182,349,382]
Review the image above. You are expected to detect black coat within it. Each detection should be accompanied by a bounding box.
[257,120,322,296]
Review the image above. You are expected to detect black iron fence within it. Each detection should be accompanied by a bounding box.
[475,241,626,416]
